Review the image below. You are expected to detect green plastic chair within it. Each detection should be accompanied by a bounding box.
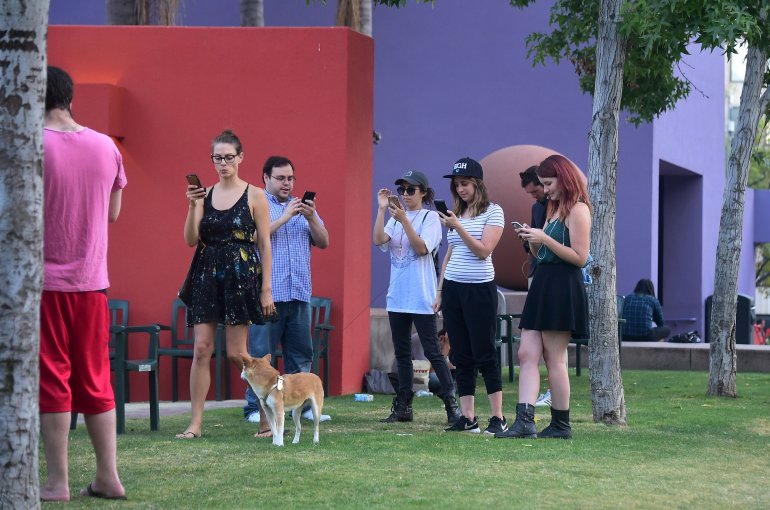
[156,298,230,402]
[272,296,335,393]
[70,299,160,434]
[310,296,335,393]
[573,295,625,376]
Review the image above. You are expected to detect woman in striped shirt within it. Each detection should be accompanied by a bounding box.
[433,157,506,435]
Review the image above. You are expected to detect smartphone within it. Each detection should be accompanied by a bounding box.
[186,173,202,190]
[511,221,525,229]
[302,191,316,205]
[388,196,402,209]
[434,199,449,216]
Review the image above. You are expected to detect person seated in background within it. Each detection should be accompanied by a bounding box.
[622,279,671,341]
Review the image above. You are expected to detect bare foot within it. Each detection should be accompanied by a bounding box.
[40,486,70,502]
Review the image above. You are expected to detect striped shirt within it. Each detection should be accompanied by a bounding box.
[262,190,323,303]
[444,203,505,283]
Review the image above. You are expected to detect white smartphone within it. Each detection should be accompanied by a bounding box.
[511,221,525,229]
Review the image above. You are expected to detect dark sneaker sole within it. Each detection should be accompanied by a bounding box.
[494,431,537,439]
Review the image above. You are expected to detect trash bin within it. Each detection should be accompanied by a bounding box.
[705,294,756,344]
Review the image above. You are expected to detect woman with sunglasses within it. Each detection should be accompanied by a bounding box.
[373,171,462,426]
[176,129,276,439]
[433,157,506,435]
[497,154,591,440]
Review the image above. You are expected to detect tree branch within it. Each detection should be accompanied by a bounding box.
[759,86,770,118]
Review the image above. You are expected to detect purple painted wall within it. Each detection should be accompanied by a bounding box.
[652,45,727,334]
[50,0,741,324]
[755,190,770,243]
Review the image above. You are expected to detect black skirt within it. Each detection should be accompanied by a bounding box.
[519,262,589,338]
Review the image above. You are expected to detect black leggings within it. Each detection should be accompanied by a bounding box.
[388,312,455,397]
[441,280,501,397]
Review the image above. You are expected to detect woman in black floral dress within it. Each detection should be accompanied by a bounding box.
[176,130,275,439]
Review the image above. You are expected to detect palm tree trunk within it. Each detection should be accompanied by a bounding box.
[586,0,626,425]
[0,0,48,506]
[336,0,361,32]
[107,0,138,24]
[359,0,373,37]
[241,0,264,27]
[708,43,769,397]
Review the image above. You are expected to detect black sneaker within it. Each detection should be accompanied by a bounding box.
[483,416,508,436]
[444,415,480,433]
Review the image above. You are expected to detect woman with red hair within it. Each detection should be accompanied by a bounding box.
[497,154,592,440]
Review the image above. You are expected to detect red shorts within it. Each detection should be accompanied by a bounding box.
[39,290,115,414]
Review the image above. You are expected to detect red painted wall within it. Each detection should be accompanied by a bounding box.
[48,26,373,399]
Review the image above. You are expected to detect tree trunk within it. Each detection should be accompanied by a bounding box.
[241,0,264,27]
[107,0,138,24]
[586,0,626,425]
[336,0,361,32]
[708,43,768,397]
[359,0,373,37]
[0,1,49,507]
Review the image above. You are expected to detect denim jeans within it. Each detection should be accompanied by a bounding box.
[243,300,313,417]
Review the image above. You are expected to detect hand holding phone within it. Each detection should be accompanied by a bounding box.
[388,196,402,210]
[511,221,525,230]
[434,199,449,216]
[186,173,203,190]
[301,191,316,206]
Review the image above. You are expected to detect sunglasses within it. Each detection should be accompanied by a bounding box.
[396,186,419,196]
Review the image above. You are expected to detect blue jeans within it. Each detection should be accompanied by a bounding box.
[243,300,313,417]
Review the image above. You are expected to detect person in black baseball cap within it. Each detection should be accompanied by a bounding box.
[435,156,508,436]
[372,170,462,427]
[442,157,483,179]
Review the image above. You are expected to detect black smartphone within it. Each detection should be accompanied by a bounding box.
[186,173,202,190]
[434,199,449,216]
[302,191,316,205]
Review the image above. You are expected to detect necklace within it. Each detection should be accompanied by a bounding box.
[393,209,423,259]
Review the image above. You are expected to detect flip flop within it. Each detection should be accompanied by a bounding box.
[175,430,201,439]
[80,483,126,500]
[254,429,273,438]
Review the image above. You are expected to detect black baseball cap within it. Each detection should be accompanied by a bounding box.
[395,170,429,188]
[443,157,483,179]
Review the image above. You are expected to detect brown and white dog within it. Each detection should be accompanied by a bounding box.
[240,353,325,446]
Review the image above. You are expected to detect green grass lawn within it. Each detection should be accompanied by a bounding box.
[42,370,770,509]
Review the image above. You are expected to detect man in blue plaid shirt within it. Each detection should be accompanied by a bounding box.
[244,156,330,428]
[621,279,671,341]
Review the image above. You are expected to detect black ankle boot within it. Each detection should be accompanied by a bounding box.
[440,394,462,425]
[538,408,572,439]
[494,403,537,439]
[380,393,413,423]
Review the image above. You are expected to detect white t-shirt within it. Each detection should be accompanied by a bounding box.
[444,203,505,283]
[379,209,442,314]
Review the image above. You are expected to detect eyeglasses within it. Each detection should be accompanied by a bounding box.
[211,154,239,164]
[397,186,418,196]
[270,175,295,183]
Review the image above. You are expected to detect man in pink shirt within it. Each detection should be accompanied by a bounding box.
[39,66,127,502]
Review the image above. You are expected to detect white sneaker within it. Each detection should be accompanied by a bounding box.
[245,411,261,423]
[301,409,331,422]
[535,389,552,407]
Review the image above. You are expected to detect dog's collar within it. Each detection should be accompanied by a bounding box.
[268,375,284,394]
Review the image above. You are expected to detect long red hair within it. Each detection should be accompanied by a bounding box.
[536,155,592,220]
